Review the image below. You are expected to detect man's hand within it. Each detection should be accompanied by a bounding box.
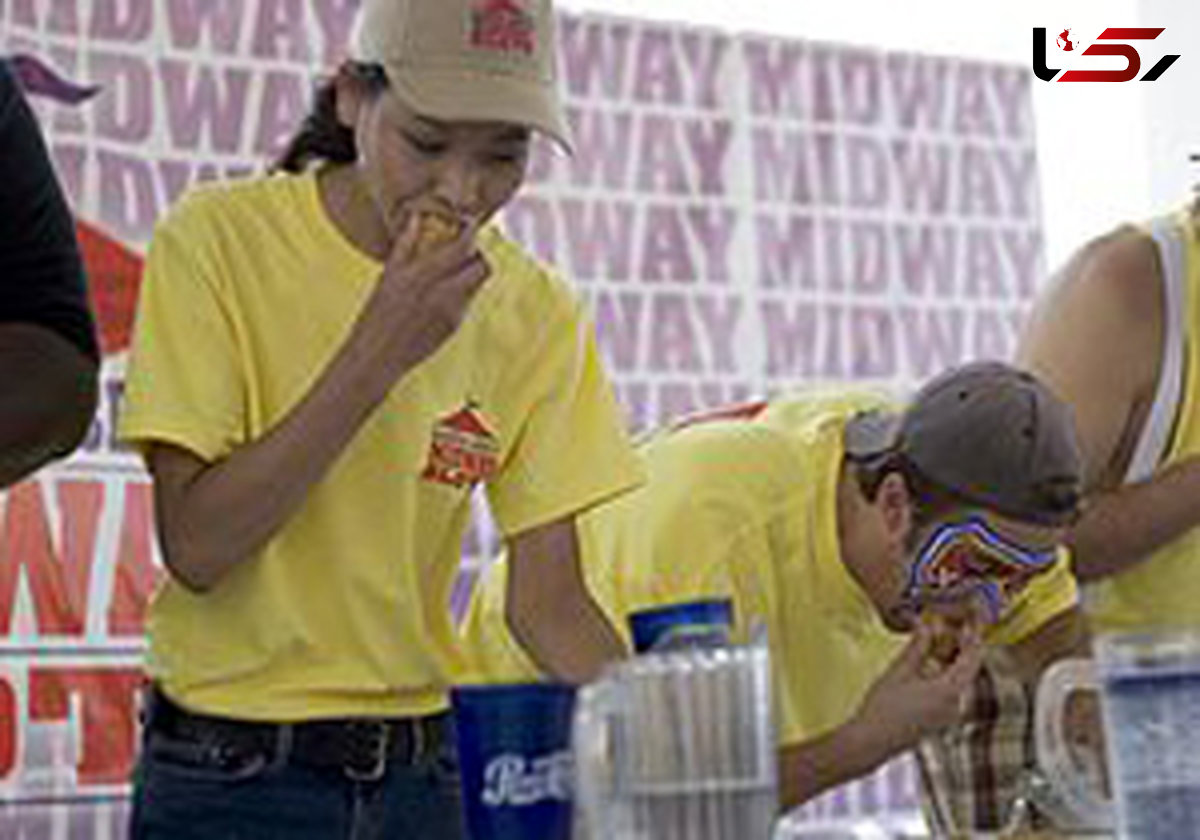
[855,618,985,756]
[777,619,985,811]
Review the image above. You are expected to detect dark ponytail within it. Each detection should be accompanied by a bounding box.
[272,63,389,173]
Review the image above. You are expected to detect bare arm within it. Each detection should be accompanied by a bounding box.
[777,620,983,811]
[0,323,97,486]
[146,222,489,592]
[1016,228,1198,581]
[1065,458,1200,582]
[778,713,898,812]
[146,318,405,591]
[504,516,626,685]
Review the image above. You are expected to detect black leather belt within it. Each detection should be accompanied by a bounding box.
[144,686,452,782]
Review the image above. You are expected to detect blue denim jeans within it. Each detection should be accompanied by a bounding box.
[128,712,465,840]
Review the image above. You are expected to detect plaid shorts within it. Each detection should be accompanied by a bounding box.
[915,649,1053,836]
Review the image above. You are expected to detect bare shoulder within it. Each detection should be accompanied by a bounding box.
[1021,223,1163,369]
[1047,224,1162,326]
[1018,223,1165,485]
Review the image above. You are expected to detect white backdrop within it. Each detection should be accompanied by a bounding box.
[563,0,1170,270]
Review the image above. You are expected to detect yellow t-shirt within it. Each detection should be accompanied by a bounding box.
[1086,205,1200,632]
[461,389,1078,746]
[119,171,643,721]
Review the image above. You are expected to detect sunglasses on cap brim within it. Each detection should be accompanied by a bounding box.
[903,515,1059,623]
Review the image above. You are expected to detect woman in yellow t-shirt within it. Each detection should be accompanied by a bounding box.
[119,1,641,837]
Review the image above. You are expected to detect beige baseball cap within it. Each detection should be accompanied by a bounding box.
[349,0,571,151]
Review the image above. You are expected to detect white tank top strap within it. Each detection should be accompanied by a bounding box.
[1124,216,1188,483]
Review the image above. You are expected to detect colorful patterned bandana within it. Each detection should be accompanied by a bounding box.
[904,515,1059,623]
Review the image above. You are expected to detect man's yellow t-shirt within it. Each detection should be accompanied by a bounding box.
[462,389,1078,746]
[119,171,643,721]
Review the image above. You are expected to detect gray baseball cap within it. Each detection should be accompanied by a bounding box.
[844,361,1083,526]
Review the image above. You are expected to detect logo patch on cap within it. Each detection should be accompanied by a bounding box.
[469,0,536,55]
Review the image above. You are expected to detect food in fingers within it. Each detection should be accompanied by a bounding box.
[930,629,960,666]
[412,208,463,256]
[919,613,964,676]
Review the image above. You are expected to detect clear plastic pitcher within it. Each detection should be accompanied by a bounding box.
[1037,629,1200,839]
[1031,656,1113,834]
[573,639,777,840]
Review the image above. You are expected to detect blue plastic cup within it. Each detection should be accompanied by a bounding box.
[451,683,576,840]
[627,598,735,654]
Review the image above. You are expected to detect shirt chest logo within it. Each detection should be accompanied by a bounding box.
[422,402,500,488]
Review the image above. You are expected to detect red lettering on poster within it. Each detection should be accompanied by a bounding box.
[29,667,144,785]
[0,482,100,636]
[0,679,15,778]
[108,482,161,635]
